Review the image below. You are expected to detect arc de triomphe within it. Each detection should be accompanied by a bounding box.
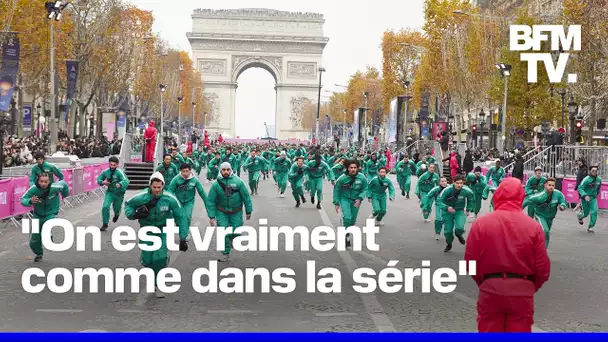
[187,8,329,139]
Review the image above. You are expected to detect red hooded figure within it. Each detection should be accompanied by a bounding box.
[449,151,459,179]
[204,130,210,148]
[217,134,223,144]
[144,120,157,162]
[465,178,550,332]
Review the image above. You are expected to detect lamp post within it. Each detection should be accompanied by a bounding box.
[363,92,369,149]
[45,1,69,152]
[316,67,326,144]
[556,88,566,132]
[191,102,196,139]
[204,112,207,130]
[495,63,511,153]
[567,97,578,144]
[342,109,347,142]
[177,96,183,140]
[478,108,486,148]
[159,84,167,138]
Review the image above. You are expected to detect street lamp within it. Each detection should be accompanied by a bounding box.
[177,96,183,140]
[45,1,70,152]
[556,88,566,130]
[316,67,326,144]
[495,63,511,152]
[567,97,578,144]
[363,92,369,149]
[159,84,167,138]
[191,102,196,138]
[478,108,486,148]
[342,109,348,141]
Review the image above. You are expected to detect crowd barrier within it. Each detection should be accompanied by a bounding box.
[0,162,109,228]
[480,166,608,209]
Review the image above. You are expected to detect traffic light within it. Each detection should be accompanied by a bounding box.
[575,120,583,143]
[472,125,477,138]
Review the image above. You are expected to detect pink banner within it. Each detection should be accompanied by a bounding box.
[12,177,32,216]
[481,167,489,176]
[598,182,608,209]
[131,156,142,162]
[0,179,14,219]
[83,165,96,192]
[562,178,579,203]
[62,168,74,196]
[388,156,397,171]
[94,164,106,181]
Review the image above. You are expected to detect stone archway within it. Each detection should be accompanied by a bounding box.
[187,8,329,139]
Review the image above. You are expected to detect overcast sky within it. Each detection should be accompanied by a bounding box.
[128,0,425,138]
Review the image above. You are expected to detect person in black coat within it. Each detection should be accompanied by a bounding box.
[575,158,588,189]
[512,153,524,181]
[463,150,474,174]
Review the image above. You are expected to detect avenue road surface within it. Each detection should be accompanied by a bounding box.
[0,172,606,332]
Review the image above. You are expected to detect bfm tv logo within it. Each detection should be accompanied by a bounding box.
[510,25,581,83]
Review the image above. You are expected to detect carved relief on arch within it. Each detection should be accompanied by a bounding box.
[203,93,221,126]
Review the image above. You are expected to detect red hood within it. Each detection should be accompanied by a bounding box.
[493,177,524,211]
[149,121,155,127]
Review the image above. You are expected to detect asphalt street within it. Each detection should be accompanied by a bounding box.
[0,171,606,332]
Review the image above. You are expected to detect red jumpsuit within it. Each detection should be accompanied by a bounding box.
[143,121,157,162]
[465,178,550,332]
[449,152,459,179]
[203,131,210,148]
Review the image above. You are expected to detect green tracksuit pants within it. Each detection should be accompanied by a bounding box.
[578,198,598,229]
[473,193,483,215]
[371,196,387,222]
[30,215,55,256]
[217,210,244,255]
[442,210,466,244]
[398,176,411,195]
[182,201,194,229]
[308,177,324,200]
[291,181,304,202]
[140,230,169,285]
[248,171,261,192]
[276,172,288,194]
[525,197,536,218]
[534,215,553,248]
[102,192,124,225]
[340,198,361,227]
[420,191,430,219]
[434,206,443,234]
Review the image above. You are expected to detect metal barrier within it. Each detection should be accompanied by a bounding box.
[0,162,109,230]
[154,132,163,166]
[504,148,541,173]
[548,145,607,178]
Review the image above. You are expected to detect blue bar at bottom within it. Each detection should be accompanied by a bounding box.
[0,333,606,341]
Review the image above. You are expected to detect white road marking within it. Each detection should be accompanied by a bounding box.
[318,207,396,332]
[354,250,546,333]
[207,310,255,314]
[315,312,358,317]
[36,309,83,313]
[117,309,161,314]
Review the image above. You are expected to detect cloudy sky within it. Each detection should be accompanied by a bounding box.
[128,0,425,138]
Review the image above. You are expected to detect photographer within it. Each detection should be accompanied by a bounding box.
[124,172,189,299]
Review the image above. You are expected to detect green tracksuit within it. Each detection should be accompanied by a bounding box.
[437,185,474,244]
[332,163,346,180]
[466,173,487,215]
[486,166,505,186]
[365,159,382,180]
[20,181,70,256]
[577,175,602,229]
[273,157,292,194]
[171,154,185,169]
[125,189,187,284]
[333,173,368,226]
[207,174,253,255]
[207,157,221,181]
[29,161,64,186]
[422,185,447,234]
[366,176,395,222]
[156,162,179,190]
[97,167,130,225]
[416,171,440,219]
[523,189,567,247]
[482,185,497,212]
[222,153,240,175]
[168,175,210,229]
[288,163,308,202]
[244,156,268,193]
[305,160,335,201]
[415,161,429,177]
[524,176,547,218]
[395,160,416,196]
